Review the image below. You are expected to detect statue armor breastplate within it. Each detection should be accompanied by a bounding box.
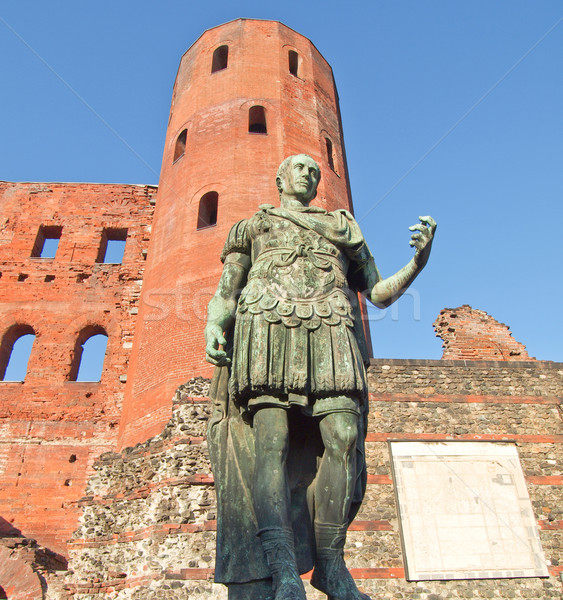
[237,213,354,330]
[227,207,367,403]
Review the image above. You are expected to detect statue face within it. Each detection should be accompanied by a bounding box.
[278,155,320,203]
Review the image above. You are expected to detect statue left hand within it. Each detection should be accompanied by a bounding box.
[409,215,436,269]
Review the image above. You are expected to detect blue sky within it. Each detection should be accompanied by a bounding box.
[1,2,561,361]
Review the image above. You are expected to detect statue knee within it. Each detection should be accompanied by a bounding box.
[320,413,358,456]
[256,429,289,457]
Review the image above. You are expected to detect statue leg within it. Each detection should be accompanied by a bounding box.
[253,406,307,600]
[311,410,371,600]
[253,406,291,530]
[314,411,358,524]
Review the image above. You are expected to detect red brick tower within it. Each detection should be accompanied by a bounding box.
[119,19,363,448]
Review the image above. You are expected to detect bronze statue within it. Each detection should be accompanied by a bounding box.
[206,154,436,600]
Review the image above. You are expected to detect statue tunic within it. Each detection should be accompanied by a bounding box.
[221,204,372,413]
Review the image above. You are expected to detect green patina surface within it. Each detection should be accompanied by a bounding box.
[205,155,435,600]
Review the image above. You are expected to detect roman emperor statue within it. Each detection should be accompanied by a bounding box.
[206,154,436,600]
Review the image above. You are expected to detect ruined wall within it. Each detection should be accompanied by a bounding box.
[0,182,156,555]
[434,305,533,361]
[66,355,562,600]
[0,534,67,600]
[0,15,560,598]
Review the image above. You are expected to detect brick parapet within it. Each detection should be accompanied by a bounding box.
[370,357,558,369]
[368,358,562,398]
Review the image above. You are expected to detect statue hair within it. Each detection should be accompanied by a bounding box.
[276,154,321,195]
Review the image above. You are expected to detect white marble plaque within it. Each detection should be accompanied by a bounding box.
[390,441,548,580]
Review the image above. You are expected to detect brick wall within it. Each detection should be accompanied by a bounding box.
[1,19,561,600]
[0,182,156,555]
[0,534,67,600]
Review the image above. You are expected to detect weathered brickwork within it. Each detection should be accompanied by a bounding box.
[434,305,533,361]
[66,379,216,597]
[0,535,67,600]
[368,359,560,397]
[0,182,156,555]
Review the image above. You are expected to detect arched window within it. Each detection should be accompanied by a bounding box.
[288,50,299,77]
[325,137,336,172]
[248,106,267,134]
[0,324,35,382]
[173,129,187,162]
[69,326,108,382]
[211,45,229,73]
[197,192,218,230]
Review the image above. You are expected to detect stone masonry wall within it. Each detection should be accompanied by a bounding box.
[65,360,563,600]
[66,378,216,599]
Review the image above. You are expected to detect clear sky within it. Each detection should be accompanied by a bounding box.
[1,1,561,361]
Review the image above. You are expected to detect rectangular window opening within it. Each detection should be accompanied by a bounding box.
[96,228,128,264]
[325,137,336,172]
[31,225,62,258]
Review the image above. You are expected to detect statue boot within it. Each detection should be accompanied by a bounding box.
[258,527,307,600]
[311,522,371,600]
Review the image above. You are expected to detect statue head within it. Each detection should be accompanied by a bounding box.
[276,154,321,205]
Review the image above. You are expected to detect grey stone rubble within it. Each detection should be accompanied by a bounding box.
[62,364,562,599]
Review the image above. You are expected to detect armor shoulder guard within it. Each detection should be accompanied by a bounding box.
[220,219,251,263]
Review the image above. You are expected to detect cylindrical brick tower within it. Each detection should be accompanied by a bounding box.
[119,19,368,448]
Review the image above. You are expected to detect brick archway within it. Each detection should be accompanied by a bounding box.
[0,547,43,600]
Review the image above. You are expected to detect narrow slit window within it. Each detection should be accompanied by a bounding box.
[31,225,62,258]
[0,325,35,382]
[173,129,187,162]
[69,327,108,382]
[325,137,336,172]
[288,50,299,76]
[211,45,229,73]
[197,192,218,230]
[249,106,267,134]
[96,228,128,264]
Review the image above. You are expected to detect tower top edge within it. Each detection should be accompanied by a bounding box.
[177,18,332,71]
